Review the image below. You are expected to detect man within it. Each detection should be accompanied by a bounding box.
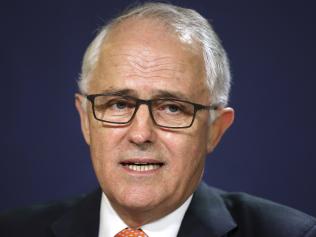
[1,2,315,237]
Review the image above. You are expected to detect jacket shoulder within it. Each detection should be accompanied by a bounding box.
[219,190,316,236]
[0,195,83,236]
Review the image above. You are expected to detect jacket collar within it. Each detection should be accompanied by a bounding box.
[51,189,101,237]
[178,182,237,237]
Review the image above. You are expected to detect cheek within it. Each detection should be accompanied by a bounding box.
[89,124,125,166]
[88,126,128,188]
[161,130,207,169]
[90,121,125,147]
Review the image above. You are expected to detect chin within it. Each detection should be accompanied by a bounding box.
[118,188,163,210]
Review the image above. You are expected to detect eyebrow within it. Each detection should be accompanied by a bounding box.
[152,90,191,101]
[97,88,191,101]
[98,88,136,96]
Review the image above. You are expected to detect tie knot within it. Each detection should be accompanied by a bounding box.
[115,227,148,237]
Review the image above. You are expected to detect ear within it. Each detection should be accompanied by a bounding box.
[207,107,234,153]
[75,93,91,145]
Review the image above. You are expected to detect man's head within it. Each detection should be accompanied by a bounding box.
[75,2,234,227]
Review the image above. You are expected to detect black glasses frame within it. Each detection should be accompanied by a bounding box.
[85,93,218,129]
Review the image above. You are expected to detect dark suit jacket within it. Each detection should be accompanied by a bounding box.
[1,182,316,237]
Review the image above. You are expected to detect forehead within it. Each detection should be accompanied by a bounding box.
[89,18,209,101]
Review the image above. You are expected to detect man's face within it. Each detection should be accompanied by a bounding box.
[76,19,233,225]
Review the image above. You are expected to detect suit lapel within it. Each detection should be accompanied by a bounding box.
[51,188,102,237]
[177,182,237,237]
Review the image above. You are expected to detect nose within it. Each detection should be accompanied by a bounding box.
[127,103,156,145]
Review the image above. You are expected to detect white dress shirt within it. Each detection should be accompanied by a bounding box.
[98,192,193,237]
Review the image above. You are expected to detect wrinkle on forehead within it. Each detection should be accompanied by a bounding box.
[114,53,185,71]
[93,51,197,92]
[105,53,187,78]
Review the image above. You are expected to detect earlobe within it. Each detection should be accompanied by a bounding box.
[207,107,235,153]
[75,93,91,145]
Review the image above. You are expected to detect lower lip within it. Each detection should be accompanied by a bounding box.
[120,164,163,175]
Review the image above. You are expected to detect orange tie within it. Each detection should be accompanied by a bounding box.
[115,227,148,237]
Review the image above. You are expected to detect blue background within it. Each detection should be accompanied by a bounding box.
[1,0,315,217]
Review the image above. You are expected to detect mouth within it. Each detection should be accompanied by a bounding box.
[120,160,164,172]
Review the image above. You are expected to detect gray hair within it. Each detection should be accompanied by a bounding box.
[78,2,231,108]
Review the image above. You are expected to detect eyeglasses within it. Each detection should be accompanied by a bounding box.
[85,93,218,129]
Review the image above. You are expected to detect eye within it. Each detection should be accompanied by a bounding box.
[157,102,185,115]
[165,104,181,113]
[112,101,128,110]
[109,99,134,110]
[154,99,194,116]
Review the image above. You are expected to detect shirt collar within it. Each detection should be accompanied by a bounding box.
[98,192,193,237]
